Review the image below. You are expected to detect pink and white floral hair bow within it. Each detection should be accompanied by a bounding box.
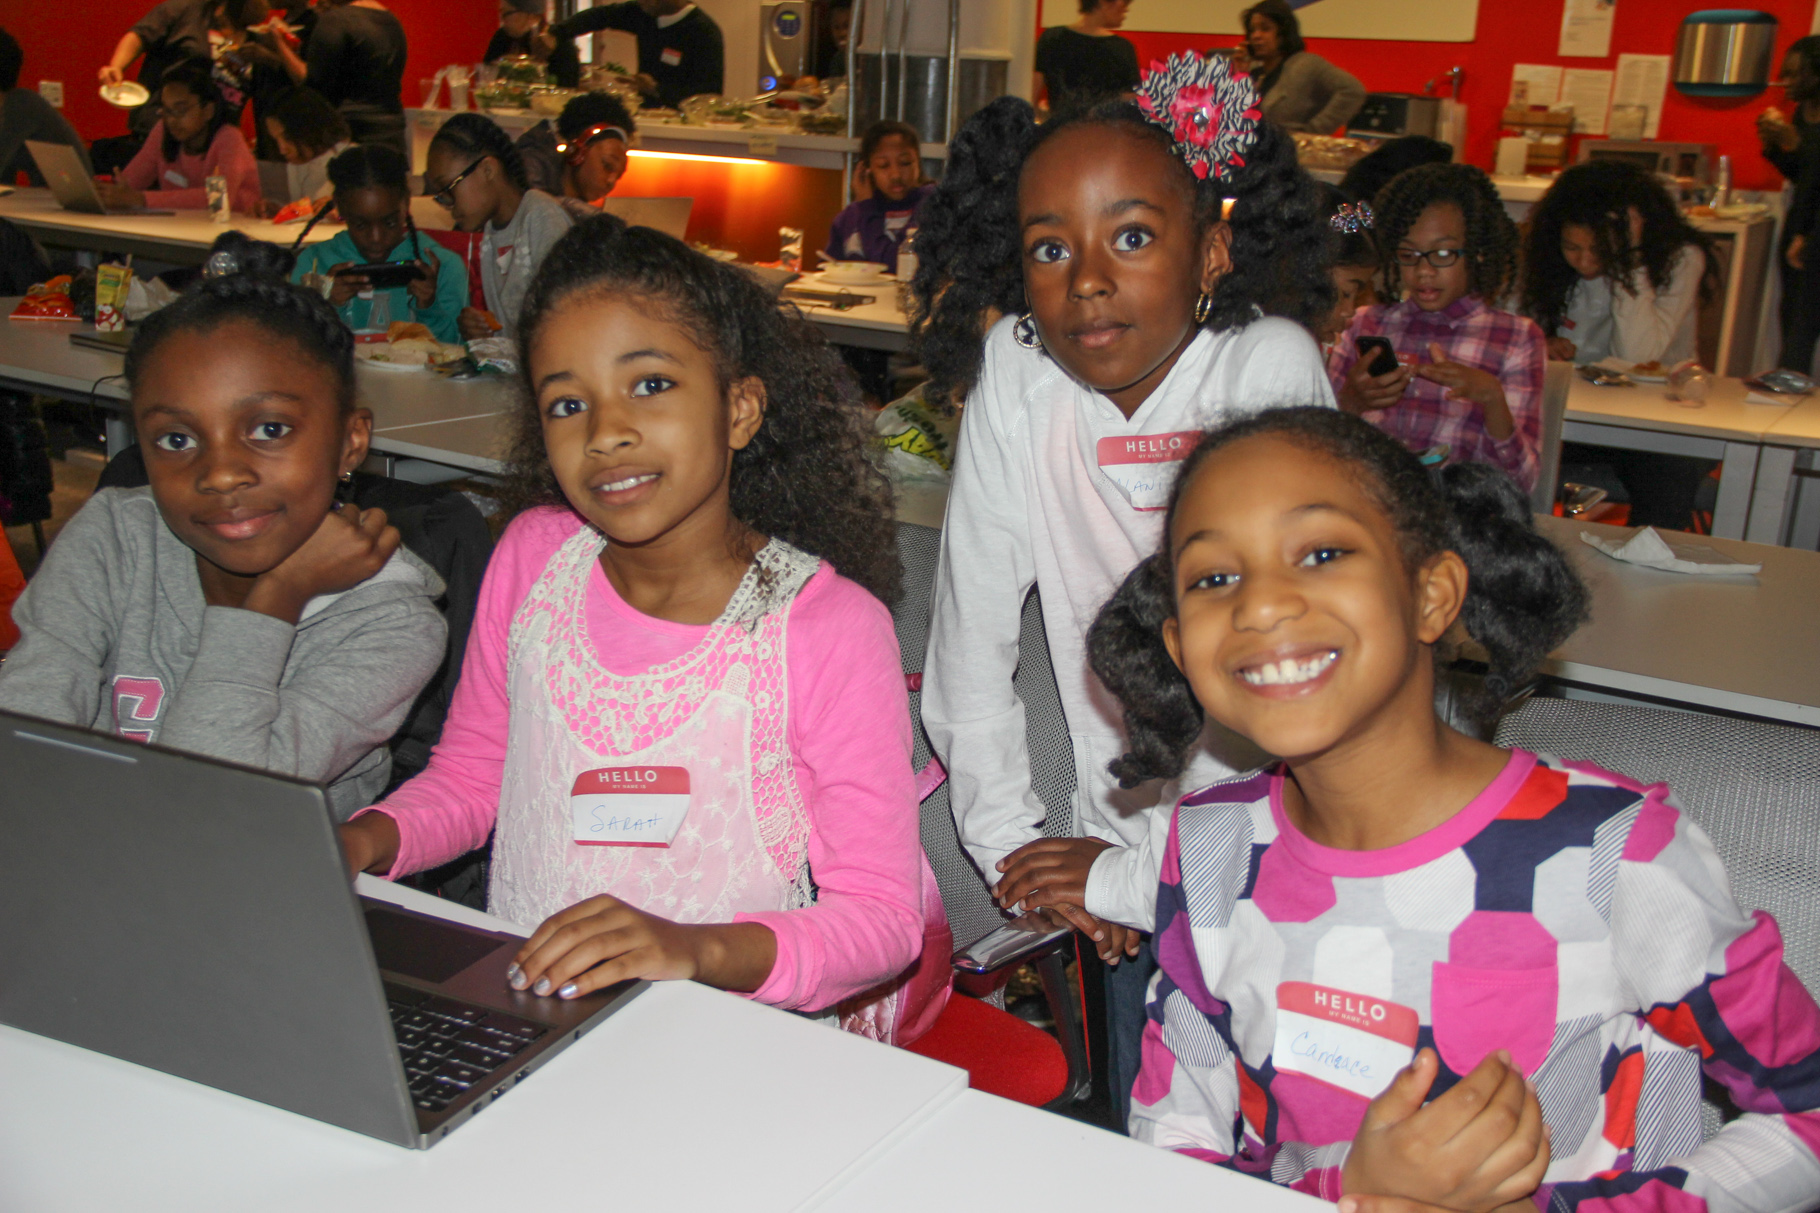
[1134,52,1264,181]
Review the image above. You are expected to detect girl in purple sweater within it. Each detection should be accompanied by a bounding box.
[338,214,947,1043]
[824,120,934,267]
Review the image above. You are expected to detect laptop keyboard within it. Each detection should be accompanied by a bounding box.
[385,982,549,1113]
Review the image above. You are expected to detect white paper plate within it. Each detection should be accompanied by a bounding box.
[816,268,894,287]
[355,352,430,373]
[100,81,150,108]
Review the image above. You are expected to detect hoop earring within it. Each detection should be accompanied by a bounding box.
[1013,312,1043,350]
[334,469,356,508]
[1193,292,1213,325]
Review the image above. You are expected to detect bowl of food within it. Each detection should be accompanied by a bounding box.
[817,260,891,286]
[529,86,580,116]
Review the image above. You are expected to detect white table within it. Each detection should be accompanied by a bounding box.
[1563,373,1796,542]
[0,308,514,476]
[1537,514,1820,726]
[0,875,1313,1213]
[0,188,344,266]
[787,270,910,353]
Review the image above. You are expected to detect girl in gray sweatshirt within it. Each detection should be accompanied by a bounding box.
[0,271,446,819]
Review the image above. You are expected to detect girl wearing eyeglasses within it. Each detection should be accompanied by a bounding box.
[1327,162,1544,491]
[424,112,573,342]
[99,57,262,215]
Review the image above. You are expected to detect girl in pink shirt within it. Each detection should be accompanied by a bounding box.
[103,59,261,215]
[339,213,948,1042]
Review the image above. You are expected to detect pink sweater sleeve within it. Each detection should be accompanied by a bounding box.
[134,126,262,211]
[358,508,584,876]
[118,123,166,194]
[735,570,924,1012]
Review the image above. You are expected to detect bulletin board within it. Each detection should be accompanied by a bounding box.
[1038,0,1481,43]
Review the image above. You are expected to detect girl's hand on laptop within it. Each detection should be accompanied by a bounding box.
[507,895,780,998]
[95,181,144,210]
[243,504,401,625]
[1342,1048,1550,1212]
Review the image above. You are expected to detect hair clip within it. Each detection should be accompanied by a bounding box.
[1134,52,1263,181]
[203,249,240,279]
[1330,201,1374,234]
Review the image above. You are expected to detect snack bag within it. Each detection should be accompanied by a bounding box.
[94,263,134,333]
[873,383,959,484]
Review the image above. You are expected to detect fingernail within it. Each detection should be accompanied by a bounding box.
[509,968,529,990]
[558,983,578,999]
[1340,1200,1358,1213]
[533,976,552,996]
[505,963,521,983]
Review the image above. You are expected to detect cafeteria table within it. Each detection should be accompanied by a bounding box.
[0,304,514,476]
[1563,372,1796,543]
[0,188,343,265]
[786,270,911,353]
[1537,514,1820,727]
[0,875,1319,1213]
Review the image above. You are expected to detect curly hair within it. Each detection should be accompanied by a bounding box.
[266,86,351,160]
[909,95,1334,408]
[1088,408,1590,787]
[1373,162,1519,305]
[430,112,530,191]
[506,214,901,603]
[1520,160,1717,340]
[558,91,637,141]
[125,272,356,415]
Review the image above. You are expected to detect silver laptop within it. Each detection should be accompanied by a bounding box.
[27,140,175,216]
[0,710,646,1148]
[596,195,693,239]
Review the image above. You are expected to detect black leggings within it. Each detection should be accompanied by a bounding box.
[1780,254,1820,374]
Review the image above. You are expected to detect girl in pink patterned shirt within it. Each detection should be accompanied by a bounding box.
[1084,407,1820,1212]
[338,214,948,1042]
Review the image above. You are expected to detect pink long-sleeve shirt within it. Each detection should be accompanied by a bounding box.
[360,507,924,1012]
[119,120,262,214]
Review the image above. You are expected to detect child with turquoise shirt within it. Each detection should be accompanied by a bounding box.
[291,144,468,343]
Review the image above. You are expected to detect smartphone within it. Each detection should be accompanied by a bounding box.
[334,260,425,290]
[952,915,1072,974]
[1355,335,1400,377]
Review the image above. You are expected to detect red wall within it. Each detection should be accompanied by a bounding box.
[1122,0,1816,190]
[5,0,496,145]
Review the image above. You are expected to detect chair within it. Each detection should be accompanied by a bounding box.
[892,521,1091,1109]
[1493,695,1820,1135]
[418,228,488,311]
[1532,360,1573,514]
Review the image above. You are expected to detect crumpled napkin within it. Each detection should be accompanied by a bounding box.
[1580,527,1761,576]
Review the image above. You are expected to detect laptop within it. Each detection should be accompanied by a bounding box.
[596,195,693,240]
[69,328,133,354]
[27,140,175,216]
[0,710,646,1148]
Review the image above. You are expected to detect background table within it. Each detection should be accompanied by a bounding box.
[0,188,343,266]
[787,271,910,353]
[1537,514,1820,726]
[1563,373,1795,543]
[0,875,1316,1212]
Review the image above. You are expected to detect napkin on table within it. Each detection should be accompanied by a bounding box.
[1580,527,1762,576]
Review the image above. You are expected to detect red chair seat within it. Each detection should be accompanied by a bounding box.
[905,992,1069,1107]
[419,228,488,310]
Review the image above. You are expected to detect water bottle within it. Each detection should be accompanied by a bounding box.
[1714,154,1733,209]
[895,230,917,313]
[206,173,230,224]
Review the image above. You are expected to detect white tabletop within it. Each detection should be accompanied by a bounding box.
[0,188,343,264]
[0,875,967,1213]
[0,316,129,399]
[1762,393,1820,450]
[1538,514,1820,725]
[1566,372,1794,444]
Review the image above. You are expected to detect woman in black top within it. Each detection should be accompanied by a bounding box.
[1761,36,1820,372]
[266,0,406,156]
[1033,0,1138,116]
[486,0,580,89]
[543,0,723,110]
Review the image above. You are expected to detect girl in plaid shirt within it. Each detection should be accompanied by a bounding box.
[1327,164,1544,491]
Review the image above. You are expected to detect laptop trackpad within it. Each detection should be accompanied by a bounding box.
[364,907,506,983]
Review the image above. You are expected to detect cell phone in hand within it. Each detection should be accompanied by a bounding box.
[1355,335,1399,377]
[334,261,425,290]
[952,914,1072,974]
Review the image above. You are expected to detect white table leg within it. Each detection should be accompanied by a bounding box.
[1713,441,1762,539]
[1746,445,1798,545]
[103,413,133,460]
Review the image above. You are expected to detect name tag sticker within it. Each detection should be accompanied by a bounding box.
[1095,431,1200,511]
[571,766,691,847]
[661,47,683,66]
[164,169,189,188]
[1272,981,1418,1101]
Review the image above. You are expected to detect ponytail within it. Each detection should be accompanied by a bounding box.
[1090,408,1589,783]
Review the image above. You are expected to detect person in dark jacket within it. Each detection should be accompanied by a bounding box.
[541,0,723,109]
[486,0,580,89]
[1761,36,1820,372]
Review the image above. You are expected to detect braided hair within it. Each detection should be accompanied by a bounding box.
[429,112,530,192]
[506,214,902,604]
[125,272,357,415]
[1520,160,1717,340]
[1088,408,1589,787]
[1373,162,1518,304]
[327,142,410,197]
[909,95,1333,408]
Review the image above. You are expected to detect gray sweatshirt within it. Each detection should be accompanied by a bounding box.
[1259,51,1367,134]
[0,487,448,819]
[480,187,573,338]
